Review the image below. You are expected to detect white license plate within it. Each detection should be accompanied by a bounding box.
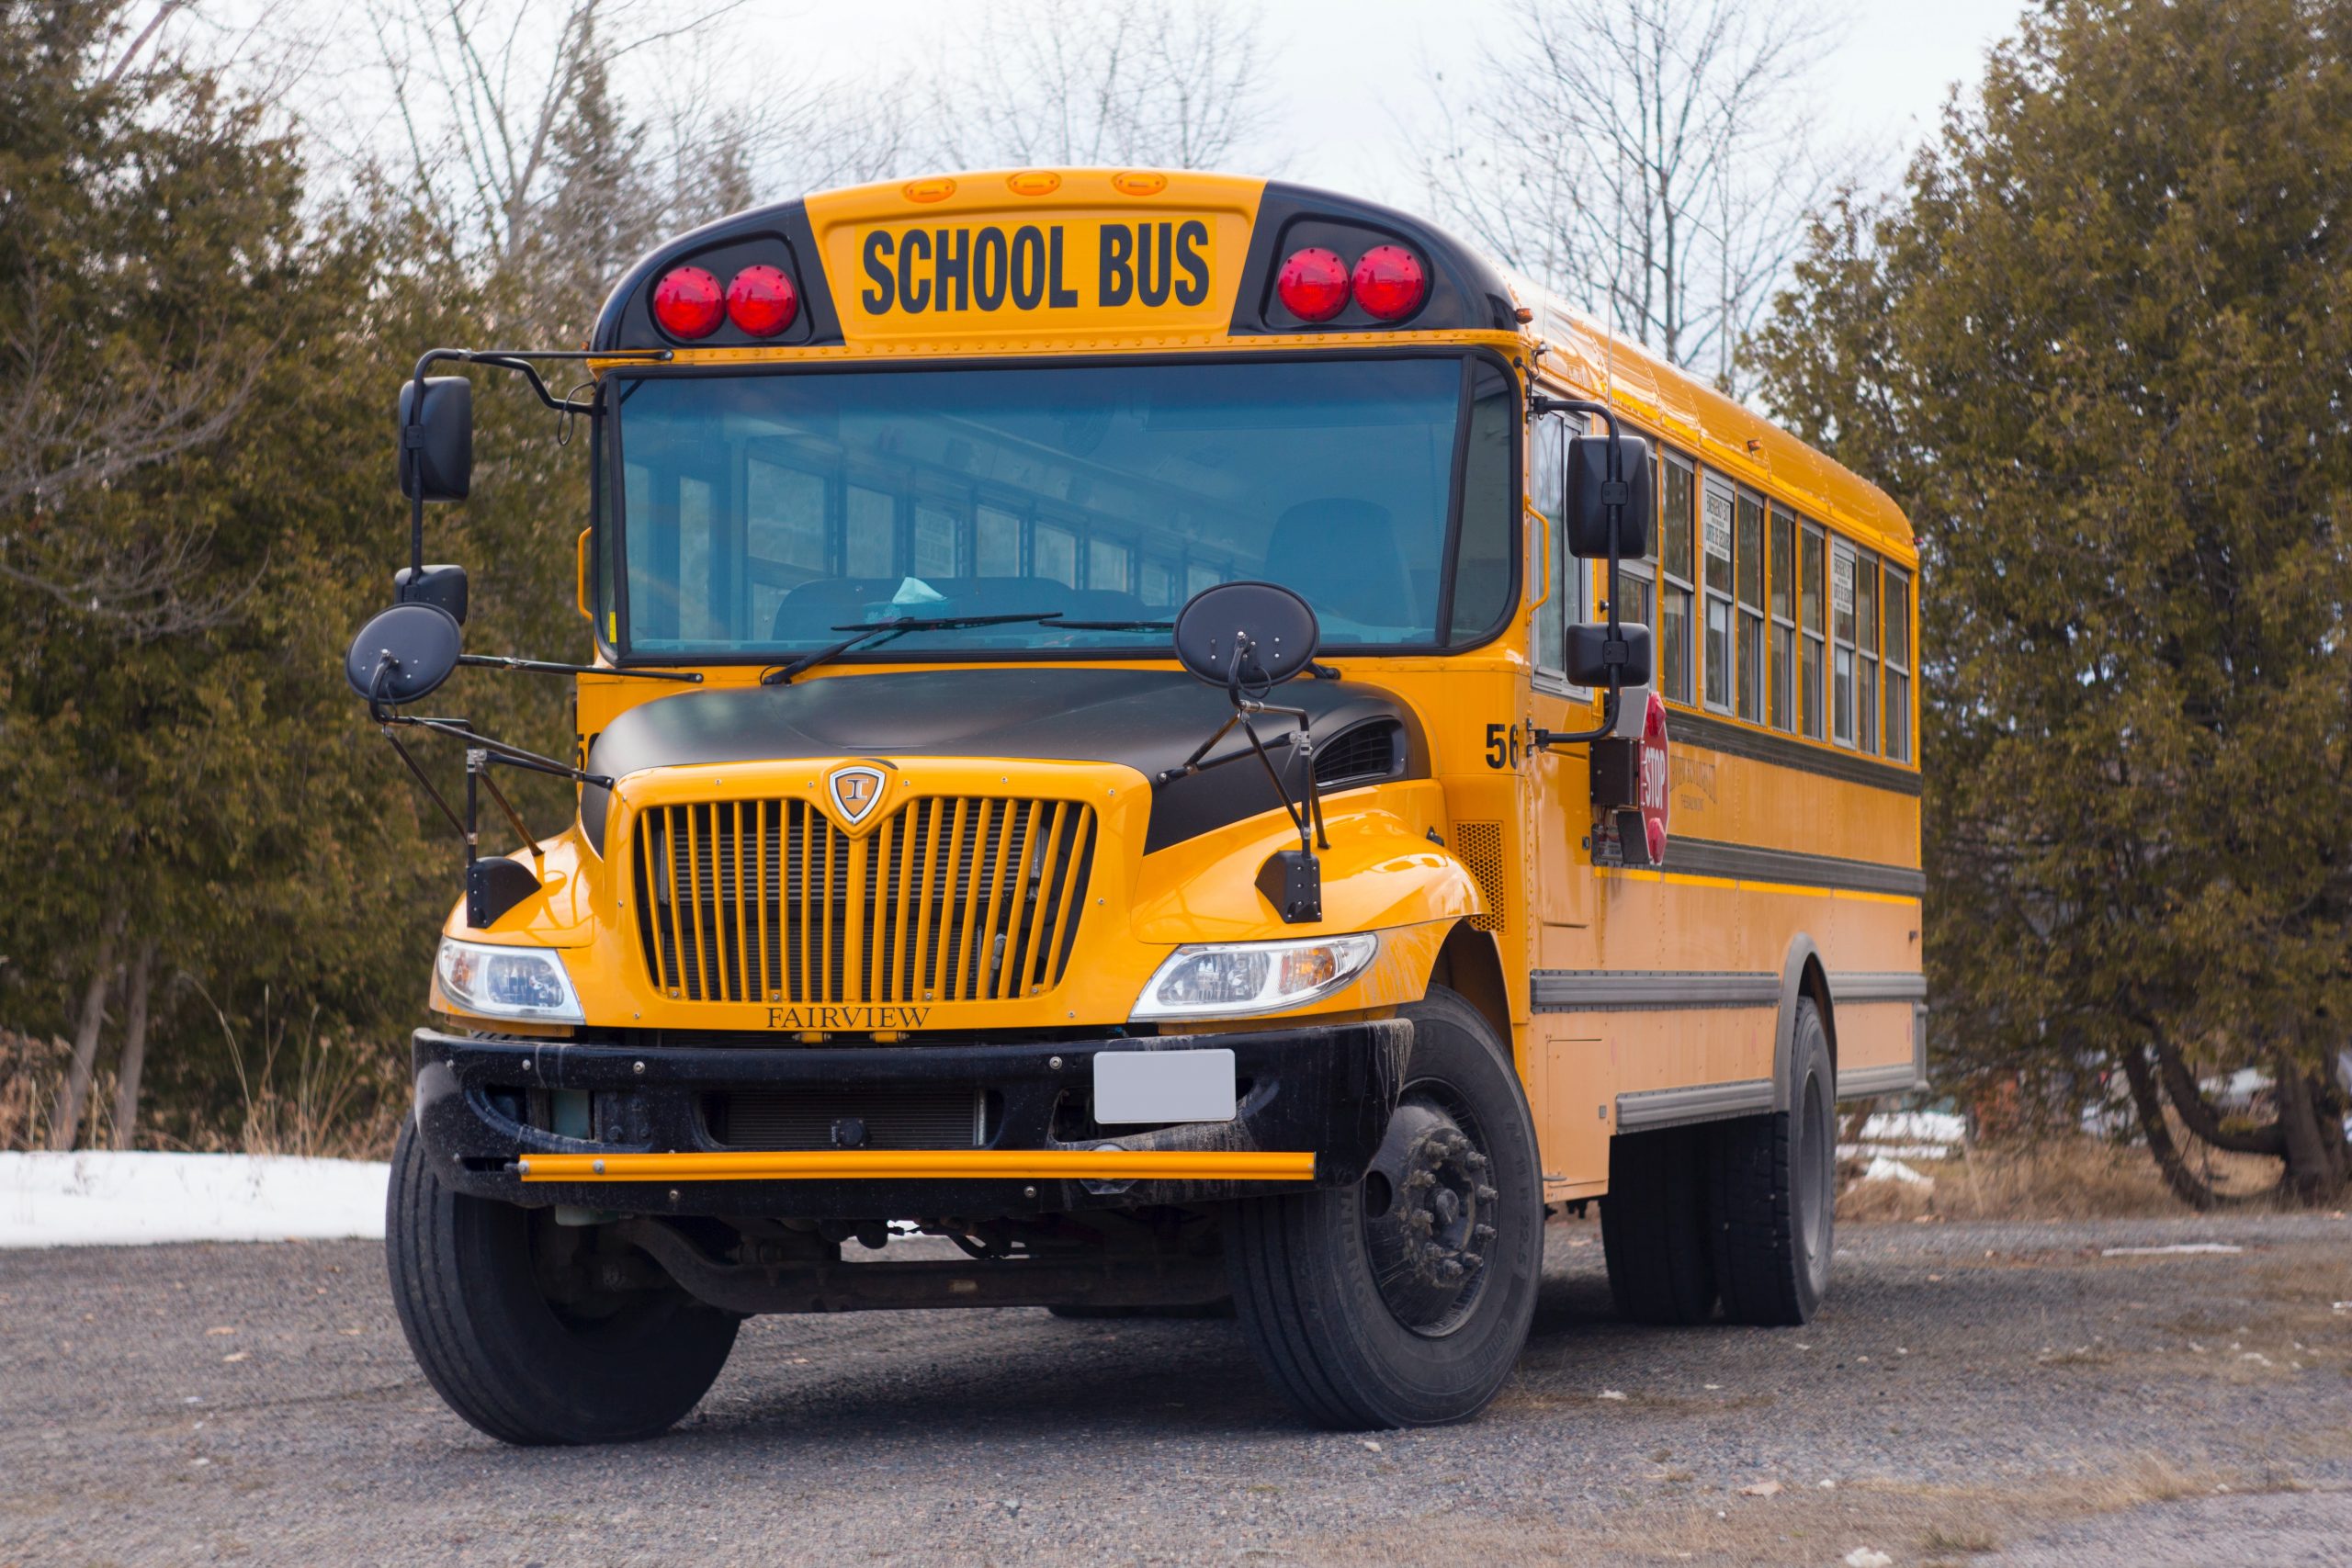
[1092,1048,1237,1124]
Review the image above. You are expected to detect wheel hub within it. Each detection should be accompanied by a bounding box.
[1361,1097,1498,1334]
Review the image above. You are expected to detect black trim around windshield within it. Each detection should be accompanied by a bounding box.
[594,346,1524,671]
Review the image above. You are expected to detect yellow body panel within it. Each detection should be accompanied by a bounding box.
[447,166,1924,1201]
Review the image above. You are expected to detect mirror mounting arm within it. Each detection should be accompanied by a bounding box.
[400,345,672,578]
[1527,394,1637,751]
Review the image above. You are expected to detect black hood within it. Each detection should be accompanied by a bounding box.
[581,667,1425,855]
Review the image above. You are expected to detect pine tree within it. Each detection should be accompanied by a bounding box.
[1754,0,2352,1202]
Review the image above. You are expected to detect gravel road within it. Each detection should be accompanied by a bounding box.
[3,1211,2346,1566]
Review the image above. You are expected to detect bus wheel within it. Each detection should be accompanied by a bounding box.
[1600,1125,1718,1325]
[1710,998,1836,1325]
[385,1119,739,1445]
[1224,987,1541,1429]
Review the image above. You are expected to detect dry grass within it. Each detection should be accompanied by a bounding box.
[1838,1132,2288,1223]
[1311,1451,2282,1567]
[0,1016,401,1160]
[0,1029,74,1149]
[1921,1521,2000,1555]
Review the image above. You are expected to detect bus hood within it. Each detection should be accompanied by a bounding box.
[580,667,1424,857]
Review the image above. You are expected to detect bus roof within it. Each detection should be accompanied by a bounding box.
[1517,284,1916,558]
[590,167,1912,558]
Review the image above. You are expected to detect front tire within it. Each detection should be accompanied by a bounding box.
[1709,998,1836,1325]
[1224,987,1542,1429]
[385,1119,740,1445]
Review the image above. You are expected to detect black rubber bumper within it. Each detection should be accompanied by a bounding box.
[411,1020,1413,1220]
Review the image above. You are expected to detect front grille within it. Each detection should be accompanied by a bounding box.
[631,795,1096,1006]
[704,1087,983,1150]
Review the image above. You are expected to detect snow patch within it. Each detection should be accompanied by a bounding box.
[0,1152,389,1247]
[2099,1243,2243,1258]
[1858,1156,1934,1188]
[1859,1111,1964,1144]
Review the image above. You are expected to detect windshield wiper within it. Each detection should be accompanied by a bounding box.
[759,612,1064,685]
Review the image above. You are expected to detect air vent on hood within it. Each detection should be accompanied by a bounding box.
[1312,720,1405,790]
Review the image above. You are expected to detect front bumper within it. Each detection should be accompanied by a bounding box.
[411,1020,1412,1219]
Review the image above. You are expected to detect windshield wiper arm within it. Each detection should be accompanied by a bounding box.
[760,612,1064,685]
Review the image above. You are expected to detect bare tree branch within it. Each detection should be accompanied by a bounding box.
[1421,0,1853,398]
[933,0,1277,172]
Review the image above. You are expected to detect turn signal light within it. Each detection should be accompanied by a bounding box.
[1275,247,1350,322]
[651,265,724,339]
[1351,244,1427,321]
[725,265,798,336]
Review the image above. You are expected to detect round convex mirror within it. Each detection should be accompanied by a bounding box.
[1171,581,1320,690]
[345,601,463,705]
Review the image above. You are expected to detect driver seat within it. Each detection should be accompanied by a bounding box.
[1261,498,1420,632]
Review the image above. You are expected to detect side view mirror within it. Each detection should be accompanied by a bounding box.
[1172,581,1320,694]
[395,562,469,625]
[345,601,463,706]
[1565,621,1653,689]
[398,376,473,502]
[1563,432,1653,559]
[1168,581,1328,923]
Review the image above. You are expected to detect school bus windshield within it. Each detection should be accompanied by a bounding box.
[607,354,1515,660]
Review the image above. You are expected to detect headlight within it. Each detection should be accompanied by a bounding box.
[1130,933,1379,1021]
[435,938,585,1023]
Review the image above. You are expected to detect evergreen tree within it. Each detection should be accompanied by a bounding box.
[1754,0,2352,1201]
[0,2,495,1147]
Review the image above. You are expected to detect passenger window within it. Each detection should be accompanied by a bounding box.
[1883,567,1913,761]
[1856,554,1881,755]
[1657,454,1697,705]
[1735,490,1764,721]
[1702,476,1735,711]
[1830,538,1858,746]
[1800,523,1826,739]
[1768,507,1796,732]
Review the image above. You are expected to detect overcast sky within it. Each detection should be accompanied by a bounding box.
[759,0,2031,208]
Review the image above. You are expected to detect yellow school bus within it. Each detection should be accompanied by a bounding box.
[353,167,1924,1445]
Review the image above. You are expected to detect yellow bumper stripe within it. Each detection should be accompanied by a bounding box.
[516,1148,1316,1183]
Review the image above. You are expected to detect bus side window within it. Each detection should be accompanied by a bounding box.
[1701,474,1736,712]
[1856,550,1882,754]
[1657,452,1697,705]
[1768,504,1796,732]
[1735,488,1765,721]
[1800,522,1827,739]
[1529,408,1576,680]
[977,503,1023,577]
[1830,536,1858,746]
[1883,567,1913,761]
